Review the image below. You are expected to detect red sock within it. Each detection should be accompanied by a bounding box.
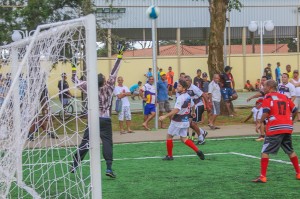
[166,139,173,157]
[261,158,269,177]
[184,139,199,153]
[290,156,300,174]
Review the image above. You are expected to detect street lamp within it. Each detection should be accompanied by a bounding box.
[248,20,274,76]
[11,30,35,42]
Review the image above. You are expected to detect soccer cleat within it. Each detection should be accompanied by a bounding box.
[203,130,208,138]
[296,173,300,180]
[196,140,205,145]
[162,155,174,161]
[197,150,205,160]
[252,176,267,183]
[106,170,116,178]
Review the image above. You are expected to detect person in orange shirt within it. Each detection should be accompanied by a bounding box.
[166,66,174,100]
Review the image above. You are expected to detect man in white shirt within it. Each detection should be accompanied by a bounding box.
[278,73,296,101]
[290,70,300,120]
[113,76,133,134]
[208,74,221,129]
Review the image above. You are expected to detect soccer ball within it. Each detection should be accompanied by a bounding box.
[146,6,160,19]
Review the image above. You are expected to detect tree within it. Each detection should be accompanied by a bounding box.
[207,0,242,79]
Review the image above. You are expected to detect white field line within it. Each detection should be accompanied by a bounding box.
[116,134,300,145]
[230,152,295,165]
[22,152,299,167]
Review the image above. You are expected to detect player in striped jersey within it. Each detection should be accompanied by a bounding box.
[159,80,205,161]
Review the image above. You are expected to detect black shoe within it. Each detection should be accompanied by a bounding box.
[197,140,206,145]
[49,132,59,139]
[106,170,116,178]
[162,155,174,160]
[197,150,205,160]
[28,134,35,141]
[203,130,208,138]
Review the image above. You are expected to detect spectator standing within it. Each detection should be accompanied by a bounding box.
[208,74,221,130]
[286,64,293,80]
[0,78,6,107]
[157,72,171,128]
[253,80,300,183]
[166,66,174,100]
[157,68,163,81]
[278,73,296,101]
[201,72,211,123]
[58,73,73,106]
[114,76,133,134]
[193,69,203,90]
[275,62,281,84]
[220,66,238,116]
[144,68,153,82]
[174,72,186,99]
[140,76,156,130]
[263,63,273,80]
[130,81,142,100]
[290,70,300,120]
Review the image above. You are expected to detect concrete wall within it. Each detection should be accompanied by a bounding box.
[45,53,300,97]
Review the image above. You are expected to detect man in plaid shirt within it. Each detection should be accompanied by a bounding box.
[70,46,124,178]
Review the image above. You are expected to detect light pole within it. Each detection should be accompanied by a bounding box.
[11,30,35,42]
[248,20,274,76]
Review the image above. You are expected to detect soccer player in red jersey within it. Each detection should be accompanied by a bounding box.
[253,80,300,183]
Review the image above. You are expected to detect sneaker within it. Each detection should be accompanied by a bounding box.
[296,173,300,180]
[197,150,205,160]
[28,133,35,141]
[252,176,267,183]
[49,132,59,139]
[203,130,208,138]
[255,136,264,142]
[168,96,173,100]
[197,140,206,145]
[106,169,116,178]
[162,155,174,161]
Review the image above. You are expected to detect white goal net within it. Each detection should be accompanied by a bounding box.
[0,14,101,198]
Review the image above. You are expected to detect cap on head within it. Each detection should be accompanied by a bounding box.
[160,72,166,76]
[224,66,232,72]
[202,72,208,77]
[61,73,67,77]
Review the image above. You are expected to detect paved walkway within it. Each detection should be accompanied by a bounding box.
[112,122,300,143]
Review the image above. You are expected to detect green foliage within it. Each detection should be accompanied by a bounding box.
[227,0,243,12]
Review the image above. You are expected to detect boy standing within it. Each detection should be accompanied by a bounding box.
[159,80,205,161]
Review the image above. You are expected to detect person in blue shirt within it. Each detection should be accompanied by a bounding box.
[144,68,153,82]
[275,62,281,84]
[157,72,171,128]
[158,68,163,81]
[129,81,142,100]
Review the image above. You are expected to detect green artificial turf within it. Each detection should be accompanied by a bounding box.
[8,135,300,199]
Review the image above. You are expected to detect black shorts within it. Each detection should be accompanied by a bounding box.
[261,134,294,155]
[192,105,205,123]
[168,84,173,92]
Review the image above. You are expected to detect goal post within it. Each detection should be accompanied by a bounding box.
[0,14,102,198]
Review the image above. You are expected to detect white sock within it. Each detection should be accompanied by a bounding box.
[198,134,204,141]
[199,128,205,135]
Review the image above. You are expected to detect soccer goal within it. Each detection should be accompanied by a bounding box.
[0,14,102,198]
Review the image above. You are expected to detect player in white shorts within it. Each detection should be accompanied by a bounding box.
[159,80,205,161]
[185,75,210,145]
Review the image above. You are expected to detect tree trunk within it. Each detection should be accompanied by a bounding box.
[207,0,228,80]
